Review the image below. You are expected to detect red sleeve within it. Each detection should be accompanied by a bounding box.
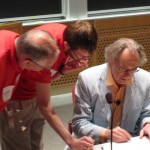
[29,69,52,83]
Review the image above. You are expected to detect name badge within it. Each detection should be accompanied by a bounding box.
[2,86,15,101]
[51,69,57,76]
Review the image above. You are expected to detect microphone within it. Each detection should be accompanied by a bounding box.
[105,93,120,150]
[115,99,120,106]
[105,93,113,104]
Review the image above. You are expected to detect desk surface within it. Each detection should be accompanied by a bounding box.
[93,136,150,150]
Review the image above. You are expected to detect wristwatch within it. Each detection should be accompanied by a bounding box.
[58,64,65,75]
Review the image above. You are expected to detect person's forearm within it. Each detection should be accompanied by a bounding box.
[39,105,75,147]
[51,59,88,81]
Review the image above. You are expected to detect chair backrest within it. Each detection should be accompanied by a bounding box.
[68,85,76,134]
[72,85,75,105]
[0,22,23,34]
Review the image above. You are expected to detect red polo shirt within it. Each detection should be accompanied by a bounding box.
[12,23,68,100]
[0,30,21,110]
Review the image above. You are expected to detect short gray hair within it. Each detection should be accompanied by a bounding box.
[104,38,147,66]
[16,30,59,61]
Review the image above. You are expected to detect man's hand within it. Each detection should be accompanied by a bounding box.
[105,126,132,143]
[62,57,89,74]
[139,123,150,140]
[69,136,94,150]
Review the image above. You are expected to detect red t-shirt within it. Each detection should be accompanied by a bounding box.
[0,30,21,110]
[12,23,68,100]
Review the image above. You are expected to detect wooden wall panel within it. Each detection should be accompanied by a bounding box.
[0,22,22,34]
[95,15,150,70]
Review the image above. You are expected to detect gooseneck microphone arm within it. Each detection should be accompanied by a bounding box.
[105,93,113,150]
[105,93,120,150]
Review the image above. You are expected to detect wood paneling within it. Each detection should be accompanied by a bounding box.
[0,22,22,34]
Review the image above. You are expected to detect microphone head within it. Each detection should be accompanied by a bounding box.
[115,100,120,105]
[105,93,113,104]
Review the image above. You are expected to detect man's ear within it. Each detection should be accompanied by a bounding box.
[109,60,116,66]
[64,41,70,51]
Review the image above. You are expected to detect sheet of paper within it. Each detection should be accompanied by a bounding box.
[93,136,150,150]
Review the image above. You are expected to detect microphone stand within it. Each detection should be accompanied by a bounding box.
[109,104,113,150]
[105,93,113,150]
[105,93,120,150]
[110,99,121,150]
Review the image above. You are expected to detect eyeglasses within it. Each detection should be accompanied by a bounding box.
[65,50,89,60]
[119,66,139,73]
[28,58,51,74]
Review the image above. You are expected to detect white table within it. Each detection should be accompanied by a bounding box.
[93,136,150,150]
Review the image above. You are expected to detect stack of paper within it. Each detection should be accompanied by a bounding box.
[93,136,150,150]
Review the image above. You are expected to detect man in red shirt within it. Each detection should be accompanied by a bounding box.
[0,29,59,110]
[0,21,98,150]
